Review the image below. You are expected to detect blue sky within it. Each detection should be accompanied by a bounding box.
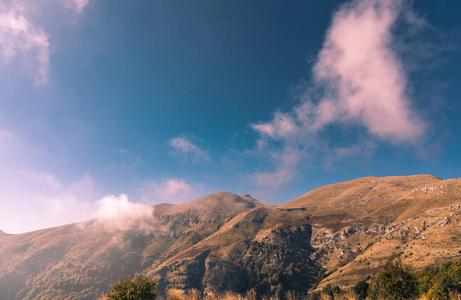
[0,0,460,233]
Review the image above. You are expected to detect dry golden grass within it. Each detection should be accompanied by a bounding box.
[167,288,461,300]
[167,289,186,300]
[339,290,359,300]
[285,290,297,300]
[168,289,280,300]
[320,293,333,300]
[245,289,257,300]
[188,288,201,300]
[218,291,244,300]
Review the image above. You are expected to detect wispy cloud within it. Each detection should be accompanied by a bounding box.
[107,149,144,175]
[312,0,425,141]
[170,137,211,163]
[248,0,428,188]
[62,0,90,13]
[247,168,296,188]
[0,8,50,85]
[140,178,204,203]
[0,0,89,85]
[0,129,13,138]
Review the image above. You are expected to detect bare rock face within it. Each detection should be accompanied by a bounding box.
[1,175,461,299]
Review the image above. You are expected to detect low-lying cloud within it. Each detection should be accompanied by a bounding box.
[0,170,160,234]
[0,131,200,233]
[249,0,428,187]
[93,194,155,232]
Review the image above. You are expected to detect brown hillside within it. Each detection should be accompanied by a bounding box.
[279,175,461,289]
[0,175,460,299]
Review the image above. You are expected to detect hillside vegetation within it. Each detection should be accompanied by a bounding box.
[160,259,461,299]
[0,175,460,299]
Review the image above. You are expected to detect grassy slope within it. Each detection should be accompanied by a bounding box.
[1,175,461,298]
[279,175,461,288]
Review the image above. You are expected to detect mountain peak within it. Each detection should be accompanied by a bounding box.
[160,191,268,216]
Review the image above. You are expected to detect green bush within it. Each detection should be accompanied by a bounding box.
[368,260,418,300]
[321,284,341,297]
[417,261,461,299]
[106,275,157,300]
[352,280,369,300]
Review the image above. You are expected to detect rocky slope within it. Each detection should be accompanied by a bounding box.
[0,175,460,299]
[280,175,461,289]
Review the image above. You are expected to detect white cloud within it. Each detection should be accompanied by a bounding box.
[252,112,298,141]
[170,137,211,163]
[313,0,425,142]
[0,8,50,85]
[247,168,295,188]
[92,194,155,232]
[244,145,306,188]
[140,178,204,204]
[62,0,90,13]
[249,0,427,188]
[0,167,159,234]
[0,0,89,85]
[0,129,155,234]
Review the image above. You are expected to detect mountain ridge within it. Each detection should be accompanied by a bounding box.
[0,174,460,299]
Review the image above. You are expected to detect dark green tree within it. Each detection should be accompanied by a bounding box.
[106,275,157,300]
[353,280,369,300]
[369,260,418,300]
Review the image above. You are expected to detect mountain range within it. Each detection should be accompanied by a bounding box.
[0,174,460,299]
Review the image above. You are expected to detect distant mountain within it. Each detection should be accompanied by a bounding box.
[0,175,460,299]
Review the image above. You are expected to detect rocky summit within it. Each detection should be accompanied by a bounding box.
[0,175,460,299]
